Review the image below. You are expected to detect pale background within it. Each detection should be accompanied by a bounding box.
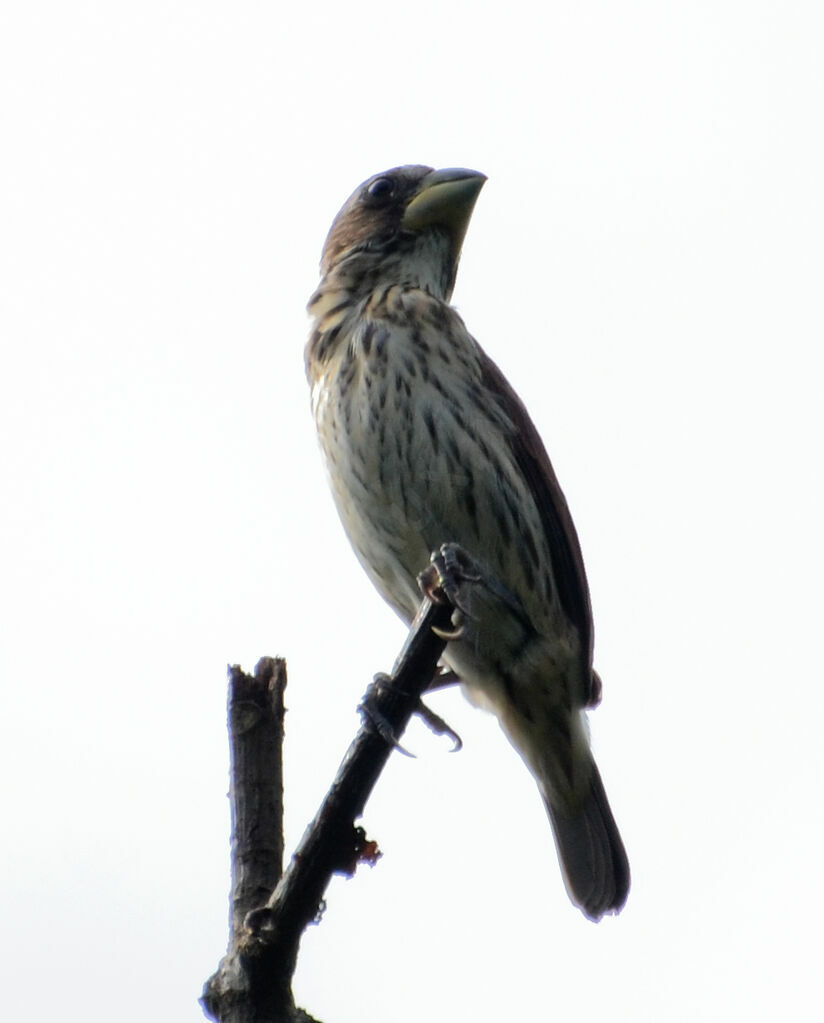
[2,3,822,1020]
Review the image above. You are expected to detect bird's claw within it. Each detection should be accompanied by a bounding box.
[416,699,463,752]
[431,612,467,641]
[359,673,415,758]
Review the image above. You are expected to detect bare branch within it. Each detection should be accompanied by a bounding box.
[202,657,291,1023]
[202,594,454,1022]
[226,658,286,936]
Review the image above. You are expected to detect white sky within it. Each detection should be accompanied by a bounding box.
[2,2,823,1020]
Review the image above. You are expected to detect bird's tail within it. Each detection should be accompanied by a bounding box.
[542,754,630,921]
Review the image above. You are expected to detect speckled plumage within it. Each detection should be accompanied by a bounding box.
[306,166,629,919]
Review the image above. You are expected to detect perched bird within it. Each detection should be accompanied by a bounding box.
[305,166,629,920]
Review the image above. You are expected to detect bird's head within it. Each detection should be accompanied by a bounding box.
[318,165,486,302]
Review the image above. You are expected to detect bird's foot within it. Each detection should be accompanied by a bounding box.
[359,673,415,757]
[417,543,483,639]
[359,674,463,755]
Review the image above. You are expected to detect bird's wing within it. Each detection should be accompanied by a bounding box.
[478,352,595,683]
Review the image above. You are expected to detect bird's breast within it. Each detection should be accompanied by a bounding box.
[310,292,553,630]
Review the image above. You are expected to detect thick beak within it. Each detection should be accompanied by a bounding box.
[401,168,487,253]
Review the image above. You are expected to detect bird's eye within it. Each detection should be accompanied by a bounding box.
[366,176,395,201]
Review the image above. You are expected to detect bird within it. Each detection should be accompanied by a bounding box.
[305,165,629,920]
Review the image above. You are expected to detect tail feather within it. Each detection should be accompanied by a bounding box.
[544,758,630,921]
